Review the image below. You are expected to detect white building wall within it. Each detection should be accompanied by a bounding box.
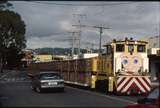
[148,48,160,55]
[80,53,99,59]
[141,53,149,72]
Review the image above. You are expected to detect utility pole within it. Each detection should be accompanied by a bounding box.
[53,33,79,58]
[72,24,111,55]
[158,2,160,56]
[159,2,160,49]
[92,25,111,55]
[72,13,86,57]
[99,26,104,54]
[82,41,98,53]
[159,20,160,50]
[68,31,79,59]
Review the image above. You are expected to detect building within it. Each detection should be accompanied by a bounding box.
[33,54,53,62]
[79,53,99,59]
[146,36,160,49]
[53,55,69,60]
[21,49,34,67]
[142,36,160,81]
[148,47,160,81]
[33,54,65,62]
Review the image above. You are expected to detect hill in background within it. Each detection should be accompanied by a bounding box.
[33,47,99,55]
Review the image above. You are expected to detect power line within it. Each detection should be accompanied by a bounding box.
[39,32,69,37]
[52,31,80,57]
[82,41,98,53]
[68,31,79,58]
[72,24,111,55]
[72,13,86,57]
[28,1,136,7]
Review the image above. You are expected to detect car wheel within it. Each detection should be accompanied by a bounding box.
[60,88,64,92]
[36,87,41,93]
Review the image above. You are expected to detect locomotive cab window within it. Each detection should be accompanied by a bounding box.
[137,45,146,52]
[128,44,134,52]
[116,44,124,52]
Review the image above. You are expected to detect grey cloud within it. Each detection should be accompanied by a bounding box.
[10,1,160,49]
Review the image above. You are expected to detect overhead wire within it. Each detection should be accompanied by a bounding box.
[25,1,159,48]
[28,1,136,7]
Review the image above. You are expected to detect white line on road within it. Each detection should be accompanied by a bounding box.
[13,78,16,81]
[0,74,7,79]
[0,72,12,79]
[66,86,136,104]
[0,80,31,83]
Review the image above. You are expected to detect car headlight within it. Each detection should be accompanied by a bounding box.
[41,82,48,85]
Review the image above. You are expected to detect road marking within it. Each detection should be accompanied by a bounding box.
[20,78,24,80]
[12,78,15,81]
[1,77,28,82]
[0,74,7,79]
[66,86,136,104]
[0,71,12,79]
[0,75,6,79]
[7,79,10,82]
[0,80,31,83]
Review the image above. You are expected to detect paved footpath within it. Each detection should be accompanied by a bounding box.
[0,70,29,83]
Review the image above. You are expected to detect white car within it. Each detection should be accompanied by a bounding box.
[31,72,64,93]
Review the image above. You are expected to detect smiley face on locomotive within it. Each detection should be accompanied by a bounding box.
[110,39,149,76]
[101,38,150,94]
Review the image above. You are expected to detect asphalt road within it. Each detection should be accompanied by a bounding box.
[0,70,144,107]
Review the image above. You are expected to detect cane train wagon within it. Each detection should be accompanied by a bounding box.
[28,38,151,95]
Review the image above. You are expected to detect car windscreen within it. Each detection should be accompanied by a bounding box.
[40,73,62,80]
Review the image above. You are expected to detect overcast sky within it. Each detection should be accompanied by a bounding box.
[10,1,160,49]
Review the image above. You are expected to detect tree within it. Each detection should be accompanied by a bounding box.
[0,10,26,72]
[0,0,12,10]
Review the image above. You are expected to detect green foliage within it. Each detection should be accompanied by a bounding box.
[0,10,26,69]
[0,0,12,10]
